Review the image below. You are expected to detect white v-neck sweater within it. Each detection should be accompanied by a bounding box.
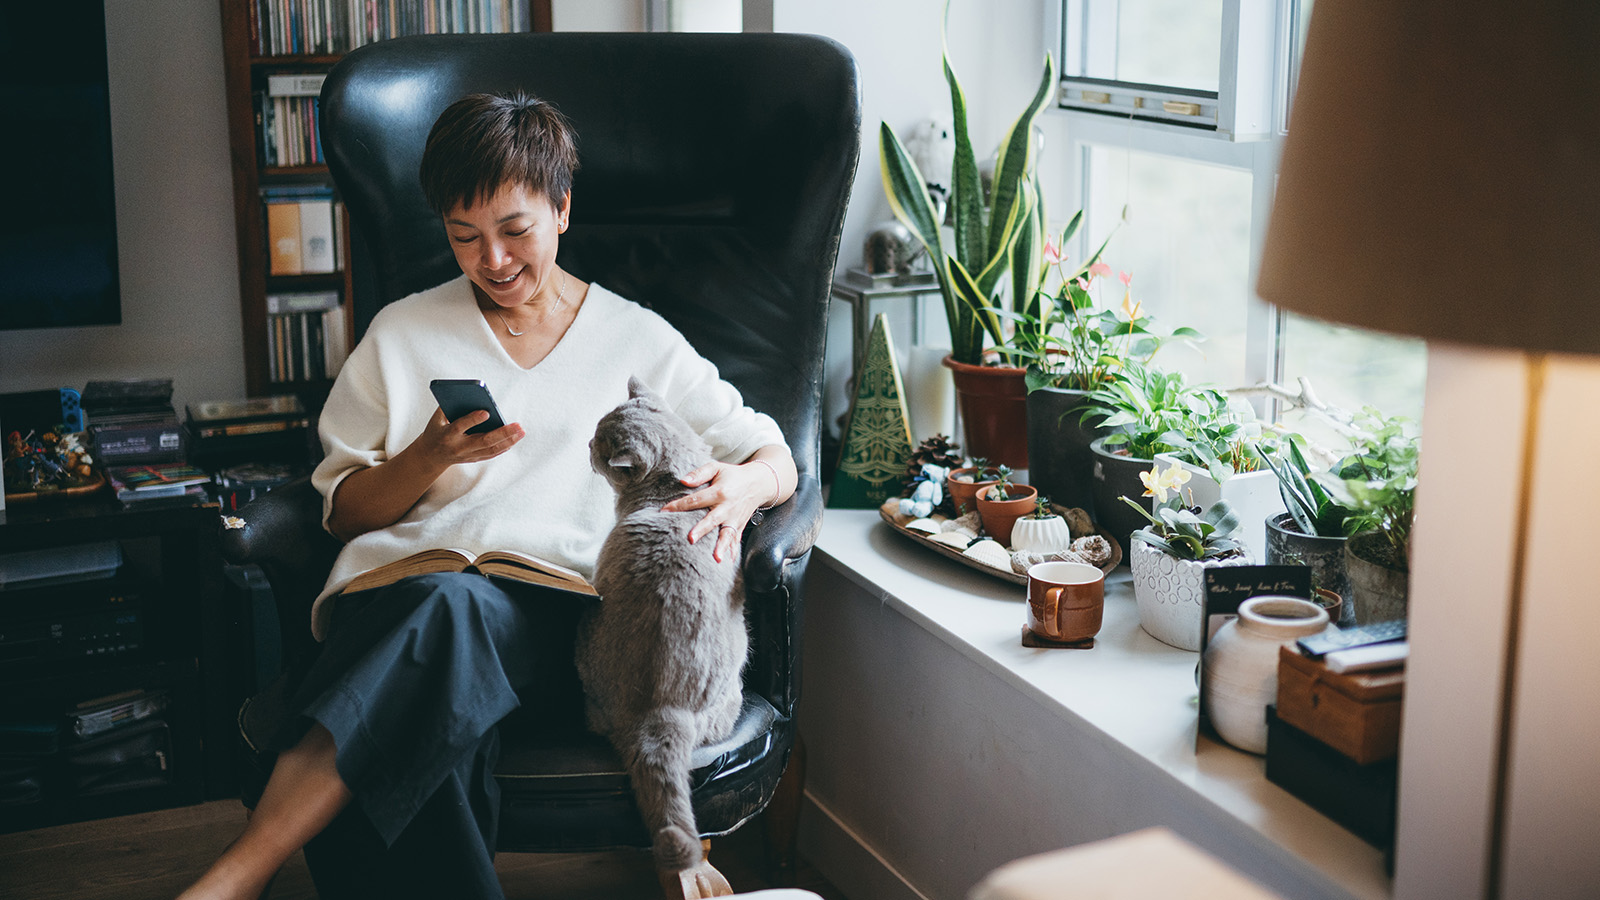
[308,276,784,640]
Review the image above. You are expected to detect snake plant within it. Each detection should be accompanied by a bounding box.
[879,0,1057,366]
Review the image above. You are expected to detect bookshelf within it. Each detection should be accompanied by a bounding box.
[218,0,554,405]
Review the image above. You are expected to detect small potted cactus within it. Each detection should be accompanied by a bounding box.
[975,466,1038,547]
[1009,495,1073,555]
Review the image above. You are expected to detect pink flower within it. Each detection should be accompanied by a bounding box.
[1118,270,1132,287]
[1088,262,1112,279]
[1043,240,1063,265]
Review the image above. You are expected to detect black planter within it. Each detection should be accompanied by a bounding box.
[1265,513,1353,627]
[1027,386,1117,516]
[1089,436,1155,559]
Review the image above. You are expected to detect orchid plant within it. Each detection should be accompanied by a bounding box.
[1120,461,1244,561]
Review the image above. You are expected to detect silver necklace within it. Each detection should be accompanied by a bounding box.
[493,274,566,337]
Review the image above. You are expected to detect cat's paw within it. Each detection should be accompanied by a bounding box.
[653,824,704,870]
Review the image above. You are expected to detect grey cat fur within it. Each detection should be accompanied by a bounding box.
[578,377,748,872]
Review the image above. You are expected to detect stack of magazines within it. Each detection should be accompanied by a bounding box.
[104,462,211,506]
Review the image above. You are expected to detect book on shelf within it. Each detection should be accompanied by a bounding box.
[342,548,598,598]
[250,0,529,56]
[105,463,211,502]
[262,186,337,275]
[265,292,346,383]
[186,394,311,439]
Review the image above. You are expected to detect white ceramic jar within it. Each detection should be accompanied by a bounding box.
[1202,595,1330,755]
[1128,538,1255,651]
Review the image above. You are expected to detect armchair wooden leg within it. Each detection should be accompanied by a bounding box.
[658,840,734,899]
[762,736,807,887]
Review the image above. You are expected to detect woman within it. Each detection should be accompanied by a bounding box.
[180,93,796,900]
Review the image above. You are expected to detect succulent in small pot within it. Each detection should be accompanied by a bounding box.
[1122,461,1254,650]
[975,466,1038,547]
[1010,495,1073,555]
[945,458,1002,517]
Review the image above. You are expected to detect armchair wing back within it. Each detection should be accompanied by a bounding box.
[221,31,860,858]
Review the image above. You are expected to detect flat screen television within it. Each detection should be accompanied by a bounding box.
[0,0,122,330]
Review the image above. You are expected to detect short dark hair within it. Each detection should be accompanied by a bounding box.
[418,92,580,215]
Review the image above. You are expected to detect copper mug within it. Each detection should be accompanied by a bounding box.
[1026,561,1105,643]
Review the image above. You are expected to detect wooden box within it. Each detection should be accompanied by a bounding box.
[1276,646,1404,764]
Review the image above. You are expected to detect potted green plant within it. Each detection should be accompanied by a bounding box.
[1078,361,1207,553]
[879,0,1055,466]
[1316,408,1419,624]
[1156,391,1285,562]
[945,458,1001,516]
[1121,462,1254,650]
[974,465,1038,547]
[1259,436,1356,621]
[1010,494,1072,555]
[1020,226,1199,515]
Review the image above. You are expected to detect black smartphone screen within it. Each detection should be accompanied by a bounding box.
[429,379,507,435]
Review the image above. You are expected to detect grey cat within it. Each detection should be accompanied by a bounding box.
[579,377,748,872]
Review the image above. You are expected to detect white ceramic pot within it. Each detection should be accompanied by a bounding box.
[1202,595,1330,754]
[1155,454,1284,564]
[1010,515,1072,555]
[1128,537,1256,651]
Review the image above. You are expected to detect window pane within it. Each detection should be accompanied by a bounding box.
[668,0,740,32]
[1068,0,1224,93]
[1079,145,1253,388]
[1277,313,1427,452]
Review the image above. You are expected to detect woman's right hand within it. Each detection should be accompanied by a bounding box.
[410,408,525,470]
[325,409,523,542]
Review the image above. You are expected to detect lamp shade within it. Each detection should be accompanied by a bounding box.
[1257,0,1600,354]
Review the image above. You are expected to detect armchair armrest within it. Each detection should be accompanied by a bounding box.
[219,478,342,664]
[741,476,823,594]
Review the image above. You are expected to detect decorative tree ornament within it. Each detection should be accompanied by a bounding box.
[830,314,916,509]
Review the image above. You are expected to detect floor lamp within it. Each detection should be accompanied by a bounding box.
[1255,2,1600,898]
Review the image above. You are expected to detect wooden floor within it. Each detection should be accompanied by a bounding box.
[0,800,848,899]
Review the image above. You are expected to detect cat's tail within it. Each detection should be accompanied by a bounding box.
[625,706,703,871]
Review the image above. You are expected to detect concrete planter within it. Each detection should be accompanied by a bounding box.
[1026,386,1118,516]
[1089,437,1155,560]
[1129,537,1256,651]
[1264,512,1352,626]
[1345,531,1409,624]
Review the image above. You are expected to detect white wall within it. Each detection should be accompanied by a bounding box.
[0,0,244,418]
[773,0,1054,441]
[551,0,645,31]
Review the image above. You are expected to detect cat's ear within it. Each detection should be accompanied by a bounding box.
[627,376,648,399]
[608,451,643,471]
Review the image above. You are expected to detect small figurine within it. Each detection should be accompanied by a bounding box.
[897,463,948,519]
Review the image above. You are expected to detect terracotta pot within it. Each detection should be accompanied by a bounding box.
[1312,588,1344,627]
[1345,531,1409,624]
[943,355,1029,469]
[976,482,1038,547]
[1128,537,1256,651]
[945,466,999,517]
[1203,595,1330,754]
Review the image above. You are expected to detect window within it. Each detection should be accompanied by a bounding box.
[1054,0,1426,440]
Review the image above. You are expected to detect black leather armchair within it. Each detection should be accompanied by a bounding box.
[221,30,859,885]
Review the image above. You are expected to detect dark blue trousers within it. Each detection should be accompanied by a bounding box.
[271,572,586,900]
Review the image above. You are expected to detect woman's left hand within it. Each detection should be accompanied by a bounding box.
[662,460,772,563]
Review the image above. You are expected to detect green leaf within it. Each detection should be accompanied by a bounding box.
[986,52,1058,266]
[947,255,1004,351]
[878,123,946,263]
[942,10,986,273]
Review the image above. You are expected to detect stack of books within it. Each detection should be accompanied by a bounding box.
[104,463,211,506]
[186,395,314,478]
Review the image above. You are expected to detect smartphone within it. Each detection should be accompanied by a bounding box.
[429,379,507,436]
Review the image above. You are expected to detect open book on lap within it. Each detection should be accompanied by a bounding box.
[342,548,597,597]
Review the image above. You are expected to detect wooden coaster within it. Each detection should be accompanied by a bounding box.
[1021,627,1095,650]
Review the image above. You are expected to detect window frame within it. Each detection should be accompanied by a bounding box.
[1051,0,1295,399]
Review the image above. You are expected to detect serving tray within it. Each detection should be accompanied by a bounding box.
[877,502,1123,585]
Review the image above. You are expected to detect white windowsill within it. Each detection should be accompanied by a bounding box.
[812,508,1392,900]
